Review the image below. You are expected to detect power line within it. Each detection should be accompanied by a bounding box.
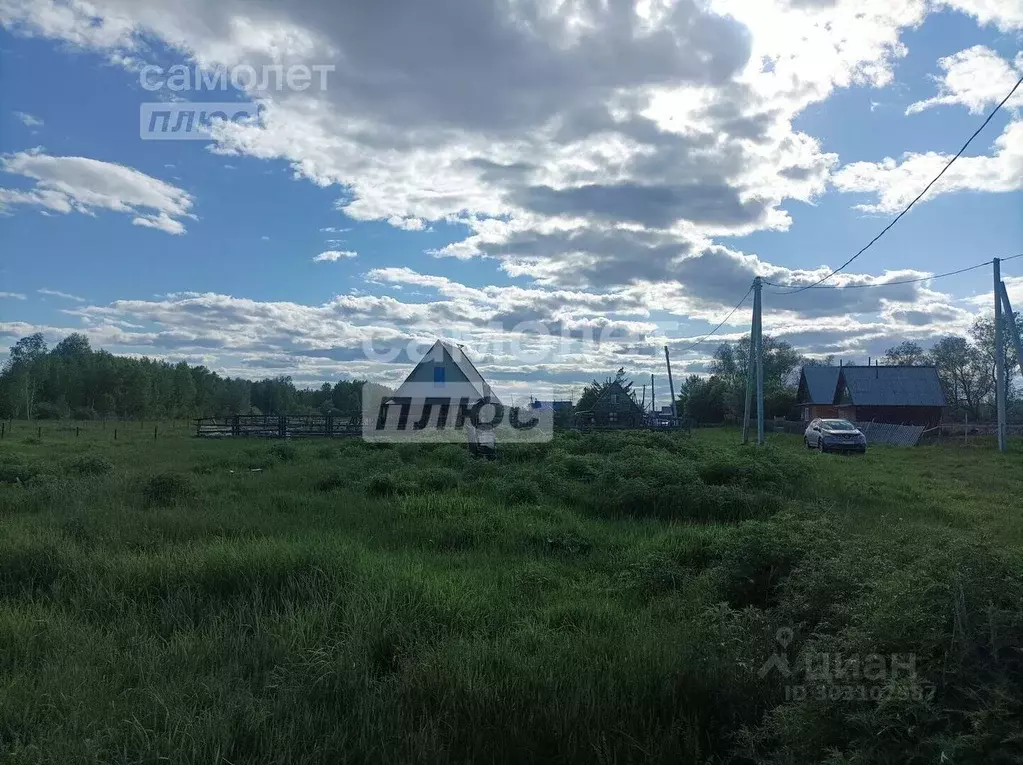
[763,253,1023,292]
[674,283,754,354]
[773,74,1023,295]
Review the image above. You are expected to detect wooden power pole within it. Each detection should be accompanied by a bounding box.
[754,277,765,445]
[995,258,1007,452]
[664,346,677,422]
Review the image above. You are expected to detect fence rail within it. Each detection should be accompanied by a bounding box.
[195,415,363,438]
[855,421,925,447]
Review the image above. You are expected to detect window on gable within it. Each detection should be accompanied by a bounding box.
[434,367,445,386]
[609,412,618,423]
[611,393,619,405]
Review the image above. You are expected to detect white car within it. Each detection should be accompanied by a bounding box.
[804,418,867,454]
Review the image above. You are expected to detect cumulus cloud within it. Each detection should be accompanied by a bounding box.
[313,249,357,262]
[0,0,1018,390]
[831,119,1023,212]
[0,0,906,288]
[0,149,194,233]
[13,111,43,127]
[906,46,1023,115]
[933,0,1023,31]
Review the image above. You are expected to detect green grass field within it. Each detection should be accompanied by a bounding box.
[1,422,1022,764]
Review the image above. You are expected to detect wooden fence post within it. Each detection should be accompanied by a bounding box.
[154,425,158,440]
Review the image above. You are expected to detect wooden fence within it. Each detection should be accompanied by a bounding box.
[195,414,363,438]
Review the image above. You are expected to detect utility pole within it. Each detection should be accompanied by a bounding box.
[754,277,765,446]
[641,384,646,411]
[664,346,677,422]
[742,288,756,445]
[994,258,1007,452]
[651,373,655,414]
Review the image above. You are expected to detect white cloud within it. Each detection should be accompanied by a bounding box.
[261,235,270,240]
[38,288,85,302]
[906,46,1023,115]
[387,215,427,231]
[313,249,358,262]
[0,149,194,234]
[13,111,43,127]
[832,119,1023,212]
[0,0,1019,387]
[0,291,27,300]
[933,0,1023,31]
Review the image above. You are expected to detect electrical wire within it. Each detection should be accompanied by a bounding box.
[674,283,754,354]
[763,253,1023,292]
[771,74,1023,295]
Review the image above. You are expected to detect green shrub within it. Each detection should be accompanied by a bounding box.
[415,467,460,492]
[503,479,541,505]
[62,454,113,477]
[269,442,299,462]
[142,472,194,505]
[0,457,42,484]
[315,445,338,460]
[364,473,415,497]
[316,472,347,492]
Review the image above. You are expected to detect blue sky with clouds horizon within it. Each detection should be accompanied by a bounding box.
[1,0,1021,400]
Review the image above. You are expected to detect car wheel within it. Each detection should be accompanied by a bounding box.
[804,437,811,449]
[816,438,825,454]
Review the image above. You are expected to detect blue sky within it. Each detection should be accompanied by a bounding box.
[0,0,1021,400]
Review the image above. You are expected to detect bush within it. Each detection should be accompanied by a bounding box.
[503,479,541,506]
[142,472,194,505]
[72,407,98,420]
[0,457,42,484]
[62,454,113,477]
[316,472,347,492]
[315,445,338,460]
[268,442,299,462]
[415,467,460,492]
[34,401,68,420]
[363,473,415,497]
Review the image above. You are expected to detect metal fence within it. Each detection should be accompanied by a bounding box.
[855,421,925,447]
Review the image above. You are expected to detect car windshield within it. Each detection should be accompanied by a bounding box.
[821,419,855,430]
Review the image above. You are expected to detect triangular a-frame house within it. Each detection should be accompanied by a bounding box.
[389,340,500,405]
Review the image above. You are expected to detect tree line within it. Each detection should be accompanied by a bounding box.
[674,314,1020,423]
[3,316,1019,423]
[0,333,383,420]
[576,313,1020,425]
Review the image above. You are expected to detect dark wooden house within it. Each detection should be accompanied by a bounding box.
[835,365,945,426]
[796,366,842,421]
[797,364,946,427]
[576,381,645,428]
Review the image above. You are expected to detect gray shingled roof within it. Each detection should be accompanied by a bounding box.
[800,366,841,404]
[839,366,946,407]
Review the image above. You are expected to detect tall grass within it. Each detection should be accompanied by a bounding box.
[1,425,1022,763]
